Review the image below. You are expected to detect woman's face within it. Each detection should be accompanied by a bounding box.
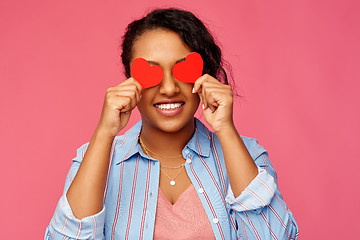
[131,29,200,133]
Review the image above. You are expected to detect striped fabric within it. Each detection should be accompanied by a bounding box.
[44,118,299,240]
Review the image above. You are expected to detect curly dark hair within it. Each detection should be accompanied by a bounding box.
[120,8,233,86]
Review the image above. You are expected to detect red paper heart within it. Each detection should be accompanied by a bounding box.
[172,52,204,83]
[131,58,164,89]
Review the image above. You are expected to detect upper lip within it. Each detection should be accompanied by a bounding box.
[154,99,185,105]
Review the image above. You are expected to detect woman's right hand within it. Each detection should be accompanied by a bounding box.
[95,77,142,138]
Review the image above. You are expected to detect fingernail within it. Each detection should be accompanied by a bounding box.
[192,88,195,93]
[202,104,205,109]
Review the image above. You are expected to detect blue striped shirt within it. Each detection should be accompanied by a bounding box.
[45,118,299,239]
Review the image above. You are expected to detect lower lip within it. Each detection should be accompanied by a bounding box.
[154,104,185,117]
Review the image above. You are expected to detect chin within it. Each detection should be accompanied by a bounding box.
[142,114,195,134]
[161,118,193,133]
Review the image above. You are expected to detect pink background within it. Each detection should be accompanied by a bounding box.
[1,0,359,239]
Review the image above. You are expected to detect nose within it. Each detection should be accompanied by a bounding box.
[159,69,180,96]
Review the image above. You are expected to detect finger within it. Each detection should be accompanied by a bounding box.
[202,82,232,98]
[129,77,143,93]
[129,77,143,96]
[193,74,221,93]
[197,91,206,110]
[200,80,226,110]
[203,106,214,116]
[194,80,224,112]
[203,93,217,113]
[109,95,133,113]
[208,102,218,113]
[112,81,142,103]
[199,90,218,112]
[202,88,225,113]
[107,91,137,112]
[114,77,143,97]
[112,91,139,112]
[115,78,142,94]
[115,86,141,103]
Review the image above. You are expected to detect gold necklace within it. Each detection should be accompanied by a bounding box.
[160,166,185,186]
[139,136,185,186]
[138,137,183,159]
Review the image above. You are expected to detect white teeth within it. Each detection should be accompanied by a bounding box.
[155,103,184,110]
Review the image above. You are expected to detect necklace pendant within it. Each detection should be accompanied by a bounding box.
[170,180,176,186]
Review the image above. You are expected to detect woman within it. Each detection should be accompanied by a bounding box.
[45,8,299,240]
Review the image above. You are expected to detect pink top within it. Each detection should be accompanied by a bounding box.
[153,184,216,240]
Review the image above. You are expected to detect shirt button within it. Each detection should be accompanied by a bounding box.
[184,149,190,155]
[150,192,152,197]
[198,188,204,193]
[186,158,191,164]
[213,218,219,224]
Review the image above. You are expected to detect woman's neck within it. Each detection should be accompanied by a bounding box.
[139,120,195,158]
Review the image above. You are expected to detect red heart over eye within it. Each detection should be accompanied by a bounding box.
[131,58,163,89]
[172,52,204,83]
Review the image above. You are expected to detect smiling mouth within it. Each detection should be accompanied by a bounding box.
[154,102,185,110]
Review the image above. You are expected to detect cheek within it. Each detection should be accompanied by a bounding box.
[190,94,201,108]
[136,100,145,113]
[137,90,153,113]
[181,85,200,107]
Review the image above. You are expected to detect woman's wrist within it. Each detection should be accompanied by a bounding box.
[214,122,237,138]
[93,126,117,141]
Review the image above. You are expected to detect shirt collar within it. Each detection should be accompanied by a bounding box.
[115,118,211,164]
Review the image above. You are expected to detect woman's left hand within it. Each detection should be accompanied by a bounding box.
[193,74,235,133]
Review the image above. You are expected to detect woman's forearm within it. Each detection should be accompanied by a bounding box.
[66,128,115,220]
[216,126,258,197]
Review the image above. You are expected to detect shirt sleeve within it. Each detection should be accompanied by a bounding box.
[225,137,299,239]
[44,142,105,240]
[225,165,277,212]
